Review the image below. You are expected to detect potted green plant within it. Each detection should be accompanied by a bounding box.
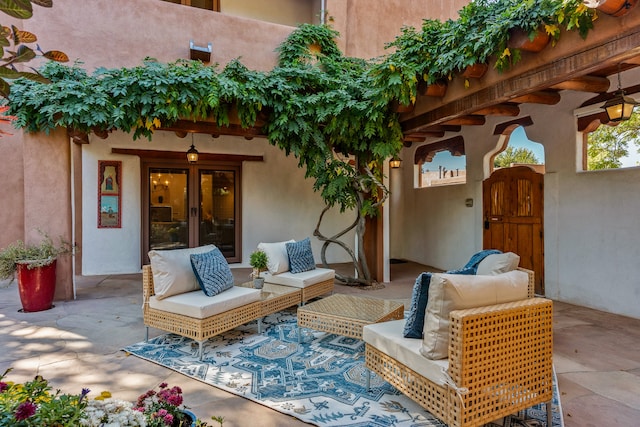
[0,233,74,312]
[249,250,268,289]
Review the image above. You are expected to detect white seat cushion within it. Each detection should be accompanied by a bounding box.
[263,268,334,289]
[363,320,449,386]
[148,286,261,319]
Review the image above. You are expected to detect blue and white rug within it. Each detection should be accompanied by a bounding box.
[124,311,563,427]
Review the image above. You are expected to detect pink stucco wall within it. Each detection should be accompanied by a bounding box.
[328,0,468,59]
[2,0,471,299]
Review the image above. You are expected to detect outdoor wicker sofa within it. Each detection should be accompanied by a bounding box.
[141,243,335,359]
[142,264,264,359]
[363,267,554,427]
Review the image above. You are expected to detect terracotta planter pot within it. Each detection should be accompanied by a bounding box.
[392,101,415,113]
[593,0,638,16]
[508,27,550,53]
[16,259,57,312]
[461,63,488,79]
[418,79,448,97]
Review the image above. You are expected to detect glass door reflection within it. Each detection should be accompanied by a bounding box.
[149,168,189,251]
[200,170,236,257]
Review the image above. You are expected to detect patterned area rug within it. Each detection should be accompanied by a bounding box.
[124,311,563,427]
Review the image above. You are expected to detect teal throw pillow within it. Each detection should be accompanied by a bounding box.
[286,238,316,274]
[190,248,234,297]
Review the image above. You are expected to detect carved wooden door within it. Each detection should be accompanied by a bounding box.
[483,166,544,294]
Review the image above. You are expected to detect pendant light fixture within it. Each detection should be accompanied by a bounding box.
[186,133,199,163]
[602,64,638,122]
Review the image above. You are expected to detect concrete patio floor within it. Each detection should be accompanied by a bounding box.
[1,261,640,426]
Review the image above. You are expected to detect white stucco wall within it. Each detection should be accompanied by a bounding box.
[392,70,640,319]
[82,131,355,275]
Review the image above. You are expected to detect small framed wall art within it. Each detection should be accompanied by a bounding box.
[98,160,122,228]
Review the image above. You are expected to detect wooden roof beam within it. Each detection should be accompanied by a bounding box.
[159,119,267,138]
[550,75,611,92]
[472,103,520,116]
[401,25,640,131]
[443,115,486,126]
[510,90,562,105]
[408,131,446,138]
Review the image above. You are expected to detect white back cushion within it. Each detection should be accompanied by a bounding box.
[149,245,216,300]
[257,240,295,274]
[420,269,529,360]
[476,252,520,275]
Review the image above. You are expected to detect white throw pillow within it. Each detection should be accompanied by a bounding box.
[420,269,529,360]
[476,252,520,275]
[257,240,295,274]
[149,245,216,300]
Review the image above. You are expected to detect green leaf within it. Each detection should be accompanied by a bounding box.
[0,65,20,79]
[0,0,33,19]
[12,44,35,62]
[0,77,9,97]
[18,71,49,83]
[31,0,53,7]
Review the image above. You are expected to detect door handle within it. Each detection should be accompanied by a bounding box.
[191,207,198,217]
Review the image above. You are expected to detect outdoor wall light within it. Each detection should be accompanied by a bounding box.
[602,65,638,122]
[390,156,402,168]
[190,40,212,62]
[187,133,199,163]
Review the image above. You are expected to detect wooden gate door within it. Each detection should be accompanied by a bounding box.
[483,166,544,294]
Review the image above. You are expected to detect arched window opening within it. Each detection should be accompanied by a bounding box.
[491,126,545,174]
[415,136,466,188]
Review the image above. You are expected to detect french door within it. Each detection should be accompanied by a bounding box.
[142,160,241,263]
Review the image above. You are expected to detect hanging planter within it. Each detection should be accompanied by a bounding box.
[508,27,551,53]
[391,100,415,113]
[417,79,448,97]
[461,63,488,79]
[588,0,639,17]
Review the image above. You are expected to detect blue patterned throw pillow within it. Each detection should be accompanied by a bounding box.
[403,272,433,338]
[286,238,316,274]
[190,248,234,297]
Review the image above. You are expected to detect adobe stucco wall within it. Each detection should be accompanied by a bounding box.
[328,0,468,59]
[392,67,640,320]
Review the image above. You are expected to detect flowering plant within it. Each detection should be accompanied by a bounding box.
[0,368,89,426]
[0,369,224,427]
[134,383,190,426]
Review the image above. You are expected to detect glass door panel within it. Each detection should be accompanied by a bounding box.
[149,168,189,251]
[200,170,236,258]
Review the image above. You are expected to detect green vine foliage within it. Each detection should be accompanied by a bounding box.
[8,0,601,215]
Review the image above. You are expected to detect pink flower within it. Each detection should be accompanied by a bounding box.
[14,401,37,420]
[163,413,174,425]
[159,382,168,389]
[167,394,183,406]
[157,409,168,417]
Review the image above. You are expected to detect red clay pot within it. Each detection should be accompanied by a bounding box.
[418,79,448,97]
[16,259,57,312]
[508,27,550,53]
[461,63,488,79]
[595,0,638,17]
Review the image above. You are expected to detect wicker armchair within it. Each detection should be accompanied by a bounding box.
[363,269,553,427]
